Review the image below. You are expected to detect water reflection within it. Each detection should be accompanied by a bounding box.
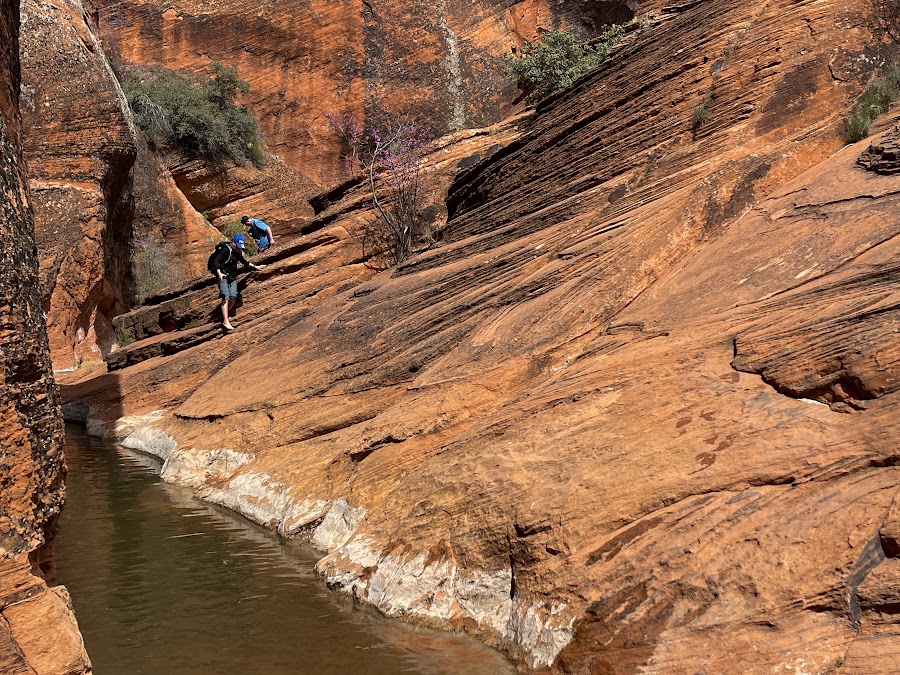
[56,425,512,675]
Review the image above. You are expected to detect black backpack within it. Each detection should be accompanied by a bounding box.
[207,241,232,275]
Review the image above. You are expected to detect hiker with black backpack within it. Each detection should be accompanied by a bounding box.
[241,215,275,252]
[207,234,264,331]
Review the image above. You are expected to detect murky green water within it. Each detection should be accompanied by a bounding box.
[56,425,512,674]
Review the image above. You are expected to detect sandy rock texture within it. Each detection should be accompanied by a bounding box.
[19,0,138,372]
[64,0,900,671]
[165,155,318,238]
[93,0,636,187]
[0,2,91,672]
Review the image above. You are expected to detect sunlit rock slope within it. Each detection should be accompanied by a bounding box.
[64,0,900,671]
[1,2,91,672]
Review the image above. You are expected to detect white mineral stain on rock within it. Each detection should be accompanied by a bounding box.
[278,498,331,538]
[316,526,574,668]
[88,409,167,440]
[198,472,298,530]
[161,447,253,488]
[121,420,176,461]
[311,498,367,552]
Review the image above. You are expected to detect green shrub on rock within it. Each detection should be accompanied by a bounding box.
[221,220,259,257]
[131,233,186,304]
[504,26,625,104]
[123,61,265,166]
[841,63,900,143]
[841,112,871,143]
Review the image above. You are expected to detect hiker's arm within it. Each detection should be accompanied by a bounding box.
[266,223,274,246]
[239,250,264,271]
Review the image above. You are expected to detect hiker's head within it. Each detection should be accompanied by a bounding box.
[232,234,246,250]
[240,215,250,225]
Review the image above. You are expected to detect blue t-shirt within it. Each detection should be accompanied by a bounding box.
[248,218,269,242]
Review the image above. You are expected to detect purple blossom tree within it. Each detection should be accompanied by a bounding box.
[324,111,365,175]
[327,110,432,265]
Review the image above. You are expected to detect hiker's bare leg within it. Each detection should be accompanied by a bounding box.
[221,298,233,329]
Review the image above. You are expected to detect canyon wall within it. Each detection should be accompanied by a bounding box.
[94,0,636,188]
[19,0,138,372]
[61,0,900,672]
[130,134,222,280]
[20,0,636,371]
[0,2,91,673]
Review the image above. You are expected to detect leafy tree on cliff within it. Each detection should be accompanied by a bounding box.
[326,111,432,265]
[124,61,265,166]
[504,26,625,104]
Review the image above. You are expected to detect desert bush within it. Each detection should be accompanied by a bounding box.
[123,61,265,166]
[221,220,259,257]
[841,112,872,143]
[504,26,625,103]
[841,63,900,142]
[691,89,714,132]
[115,325,134,346]
[131,233,187,304]
[327,111,432,265]
[324,111,365,175]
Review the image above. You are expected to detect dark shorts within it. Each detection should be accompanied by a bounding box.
[218,278,238,300]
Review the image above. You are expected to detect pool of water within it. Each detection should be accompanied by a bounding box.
[55,425,512,674]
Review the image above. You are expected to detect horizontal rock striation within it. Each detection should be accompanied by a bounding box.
[63,0,900,671]
[0,2,91,672]
[129,134,222,280]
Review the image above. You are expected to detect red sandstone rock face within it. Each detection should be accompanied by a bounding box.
[130,134,222,279]
[0,3,91,672]
[94,0,635,188]
[62,0,900,671]
[19,0,138,372]
[166,155,318,238]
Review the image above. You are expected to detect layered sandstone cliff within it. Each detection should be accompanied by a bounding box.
[19,0,138,372]
[24,0,637,374]
[62,0,900,671]
[94,0,636,187]
[0,3,91,673]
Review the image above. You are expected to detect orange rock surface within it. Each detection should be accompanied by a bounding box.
[1,3,91,672]
[130,134,222,278]
[93,0,636,187]
[62,0,900,671]
[19,0,138,372]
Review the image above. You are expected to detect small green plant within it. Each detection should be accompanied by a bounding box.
[123,61,265,166]
[131,233,186,304]
[504,26,625,103]
[221,220,259,257]
[834,656,844,668]
[840,112,871,143]
[691,89,714,132]
[115,325,134,346]
[841,63,900,143]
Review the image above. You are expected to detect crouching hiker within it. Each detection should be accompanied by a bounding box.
[207,234,264,331]
[241,215,275,252]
